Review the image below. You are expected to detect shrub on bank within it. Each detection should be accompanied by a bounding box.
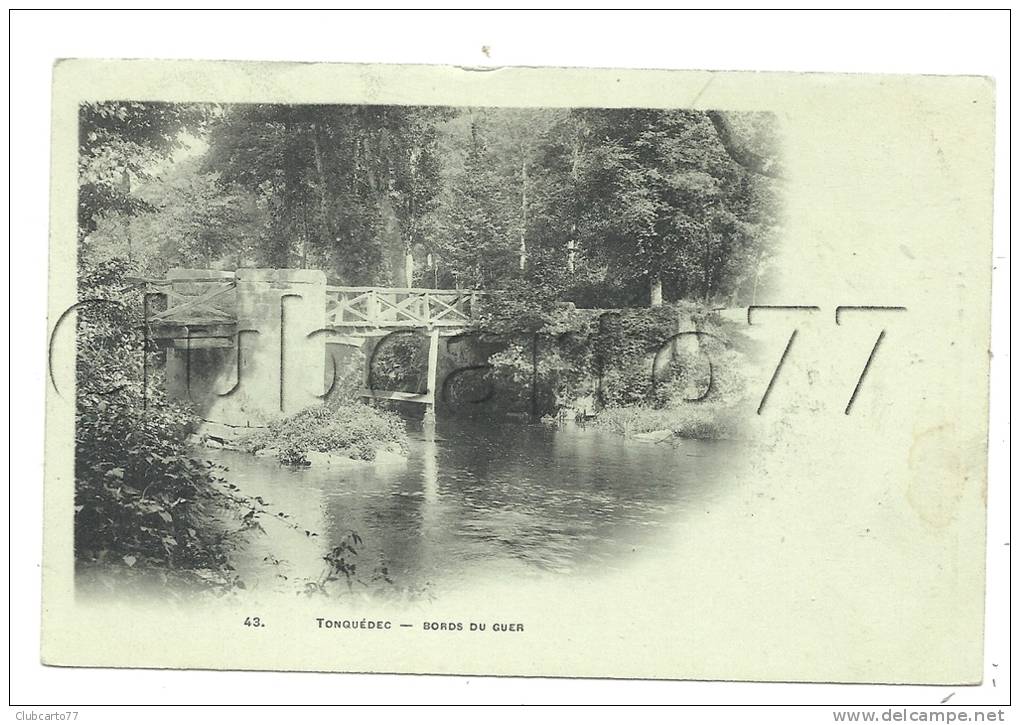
[589,309,755,440]
[75,387,264,588]
[242,402,409,465]
[74,258,267,590]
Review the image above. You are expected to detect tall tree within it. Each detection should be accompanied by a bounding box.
[431,113,516,288]
[430,108,574,290]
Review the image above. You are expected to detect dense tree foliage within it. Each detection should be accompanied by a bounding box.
[78,102,209,240]
[202,104,450,285]
[86,157,266,274]
[427,107,781,307]
[82,101,781,307]
[568,109,781,305]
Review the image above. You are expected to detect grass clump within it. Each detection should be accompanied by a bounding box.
[592,404,733,440]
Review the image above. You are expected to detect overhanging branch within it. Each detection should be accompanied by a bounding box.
[706,111,784,181]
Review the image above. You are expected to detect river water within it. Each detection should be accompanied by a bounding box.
[210,419,742,599]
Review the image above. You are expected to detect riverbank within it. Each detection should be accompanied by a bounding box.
[589,403,740,440]
[76,401,410,600]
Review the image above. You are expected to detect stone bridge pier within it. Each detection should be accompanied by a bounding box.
[162,268,326,428]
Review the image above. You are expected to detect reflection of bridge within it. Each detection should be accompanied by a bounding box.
[142,269,484,425]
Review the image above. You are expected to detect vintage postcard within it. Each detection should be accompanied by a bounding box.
[42,59,995,683]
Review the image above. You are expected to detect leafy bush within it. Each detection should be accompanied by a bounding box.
[74,258,267,588]
[75,388,264,582]
[242,401,409,465]
[470,286,596,417]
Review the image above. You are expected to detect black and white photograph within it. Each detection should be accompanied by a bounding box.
[70,100,781,602]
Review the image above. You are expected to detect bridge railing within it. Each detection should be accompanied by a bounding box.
[325,286,481,329]
[136,273,482,331]
[142,277,238,325]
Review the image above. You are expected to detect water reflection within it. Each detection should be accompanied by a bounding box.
[212,418,741,596]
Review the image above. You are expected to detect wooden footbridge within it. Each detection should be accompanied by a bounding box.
[144,280,479,334]
[324,286,481,332]
[141,269,484,422]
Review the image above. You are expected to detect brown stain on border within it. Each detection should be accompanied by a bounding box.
[906,423,967,529]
